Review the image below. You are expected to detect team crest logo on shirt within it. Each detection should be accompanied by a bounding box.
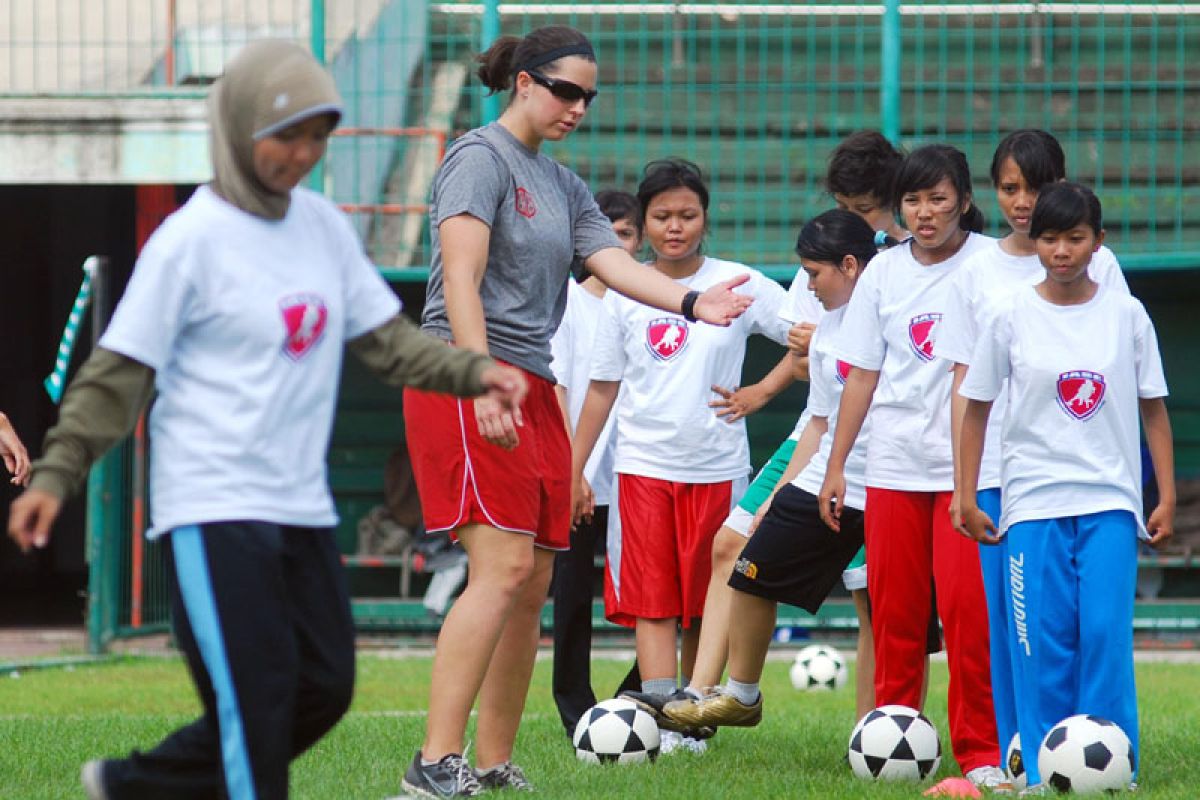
[1057,370,1106,421]
[514,186,537,218]
[279,294,328,361]
[908,313,942,362]
[835,359,852,385]
[645,317,690,361]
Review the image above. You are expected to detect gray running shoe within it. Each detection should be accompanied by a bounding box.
[401,751,482,798]
[476,761,532,791]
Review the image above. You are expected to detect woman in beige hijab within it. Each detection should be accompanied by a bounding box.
[9,40,527,800]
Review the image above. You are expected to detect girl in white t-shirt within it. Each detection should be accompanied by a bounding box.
[7,41,528,800]
[935,130,1130,760]
[958,182,1174,791]
[571,160,790,745]
[819,145,1007,788]
[659,209,882,732]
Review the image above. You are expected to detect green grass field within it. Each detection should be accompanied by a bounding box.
[1,652,1198,799]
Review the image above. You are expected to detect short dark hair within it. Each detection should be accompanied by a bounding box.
[990,129,1066,190]
[795,209,878,269]
[1029,181,1103,238]
[637,158,710,219]
[892,144,984,233]
[594,189,641,233]
[826,130,905,202]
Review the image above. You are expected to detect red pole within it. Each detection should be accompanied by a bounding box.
[131,185,179,628]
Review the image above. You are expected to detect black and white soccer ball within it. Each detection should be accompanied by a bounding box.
[573,698,660,765]
[1037,714,1134,794]
[847,704,942,781]
[789,643,848,691]
[1006,732,1028,791]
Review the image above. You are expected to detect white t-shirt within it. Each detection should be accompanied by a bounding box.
[781,269,824,440]
[936,241,1130,489]
[831,232,993,491]
[550,280,618,506]
[959,285,1167,536]
[793,305,870,510]
[101,185,400,537]
[590,257,791,482]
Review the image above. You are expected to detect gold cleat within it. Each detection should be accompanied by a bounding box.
[662,688,763,728]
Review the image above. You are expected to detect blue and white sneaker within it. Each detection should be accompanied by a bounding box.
[401,751,482,798]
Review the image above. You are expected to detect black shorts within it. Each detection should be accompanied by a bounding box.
[727,484,864,613]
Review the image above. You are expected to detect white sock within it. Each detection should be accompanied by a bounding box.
[725,677,760,706]
[642,678,676,696]
[683,685,703,700]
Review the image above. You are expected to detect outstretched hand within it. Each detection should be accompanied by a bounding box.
[693,274,754,326]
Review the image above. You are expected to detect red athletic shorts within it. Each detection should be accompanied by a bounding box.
[605,474,734,629]
[403,366,570,551]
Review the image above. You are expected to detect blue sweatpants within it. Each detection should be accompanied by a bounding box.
[976,488,1017,756]
[1005,510,1139,787]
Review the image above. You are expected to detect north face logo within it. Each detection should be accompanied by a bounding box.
[280,294,328,360]
[1057,370,1106,421]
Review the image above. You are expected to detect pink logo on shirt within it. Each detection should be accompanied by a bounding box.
[515,187,537,218]
[835,359,852,385]
[645,318,690,361]
[908,313,942,362]
[1057,370,1106,421]
[279,294,328,361]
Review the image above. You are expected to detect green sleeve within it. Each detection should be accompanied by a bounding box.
[29,348,156,500]
[348,314,492,396]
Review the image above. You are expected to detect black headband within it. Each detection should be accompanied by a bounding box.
[513,43,595,75]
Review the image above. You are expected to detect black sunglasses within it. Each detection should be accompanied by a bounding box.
[525,69,598,108]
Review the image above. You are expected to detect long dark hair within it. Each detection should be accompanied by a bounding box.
[892,144,985,233]
[990,129,1066,190]
[795,209,878,270]
[476,26,594,94]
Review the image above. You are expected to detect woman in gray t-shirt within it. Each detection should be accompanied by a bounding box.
[402,24,754,798]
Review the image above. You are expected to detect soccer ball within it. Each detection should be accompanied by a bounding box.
[1005,732,1028,791]
[847,704,942,781]
[789,644,848,691]
[573,699,660,764]
[1037,714,1135,794]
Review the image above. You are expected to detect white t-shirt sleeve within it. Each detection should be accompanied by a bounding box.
[959,308,1013,403]
[588,294,626,382]
[1092,246,1131,295]
[745,272,792,345]
[1132,301,1169,399]
[933,270,975,365]
[333,208,403,339]
[99,229,196,371]
[830,263,886,370]
[780,269,822,325]
[549,297,574,387]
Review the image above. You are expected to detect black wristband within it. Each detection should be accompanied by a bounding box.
[681,290,701,322]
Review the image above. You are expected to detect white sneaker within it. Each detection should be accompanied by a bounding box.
[658,730,707,755]
[659,730,684,754]
[81,761,111,800]
[967,764,1014,792]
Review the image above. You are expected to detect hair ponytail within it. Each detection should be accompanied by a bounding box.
[475,26,595,97]
[960,203,985,232]
[476,36,521,93]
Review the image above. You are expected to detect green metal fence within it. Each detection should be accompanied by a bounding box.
[8,2,1200,648]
